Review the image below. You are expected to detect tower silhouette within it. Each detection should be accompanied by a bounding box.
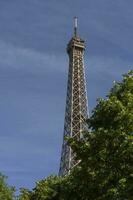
[59,18,88,176]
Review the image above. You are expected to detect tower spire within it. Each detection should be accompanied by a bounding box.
[59,19,89,176]
[74,17,78,37]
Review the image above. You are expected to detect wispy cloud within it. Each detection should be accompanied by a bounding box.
[0,40,67,73]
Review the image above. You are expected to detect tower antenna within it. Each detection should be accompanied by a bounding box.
[74,17,78,37]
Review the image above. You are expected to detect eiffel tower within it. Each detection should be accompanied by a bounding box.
[59,18,88,176]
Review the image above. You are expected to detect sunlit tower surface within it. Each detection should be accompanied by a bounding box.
[59,18,89,176]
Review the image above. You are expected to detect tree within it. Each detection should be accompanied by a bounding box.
[68,70,133,199]
[29,175,69,200]
[18,70,133,200]
[0,173,15,200]
[89,70,133,133]
[18,188,31,200]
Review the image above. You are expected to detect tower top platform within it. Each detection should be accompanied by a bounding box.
[67,36,85,53]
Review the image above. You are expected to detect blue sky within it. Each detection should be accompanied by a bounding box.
[0,0,132,192]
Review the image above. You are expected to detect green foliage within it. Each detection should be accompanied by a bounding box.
[67,70,133,199]
[18,188,31,200]
[18,70,133,200]
[0,173,15,200]
[31,176,62,200]
[29,175,70,200]
[88,70,133,133]
[68,127,133,199]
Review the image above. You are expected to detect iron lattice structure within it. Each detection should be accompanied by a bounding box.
[59,19,88,176]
